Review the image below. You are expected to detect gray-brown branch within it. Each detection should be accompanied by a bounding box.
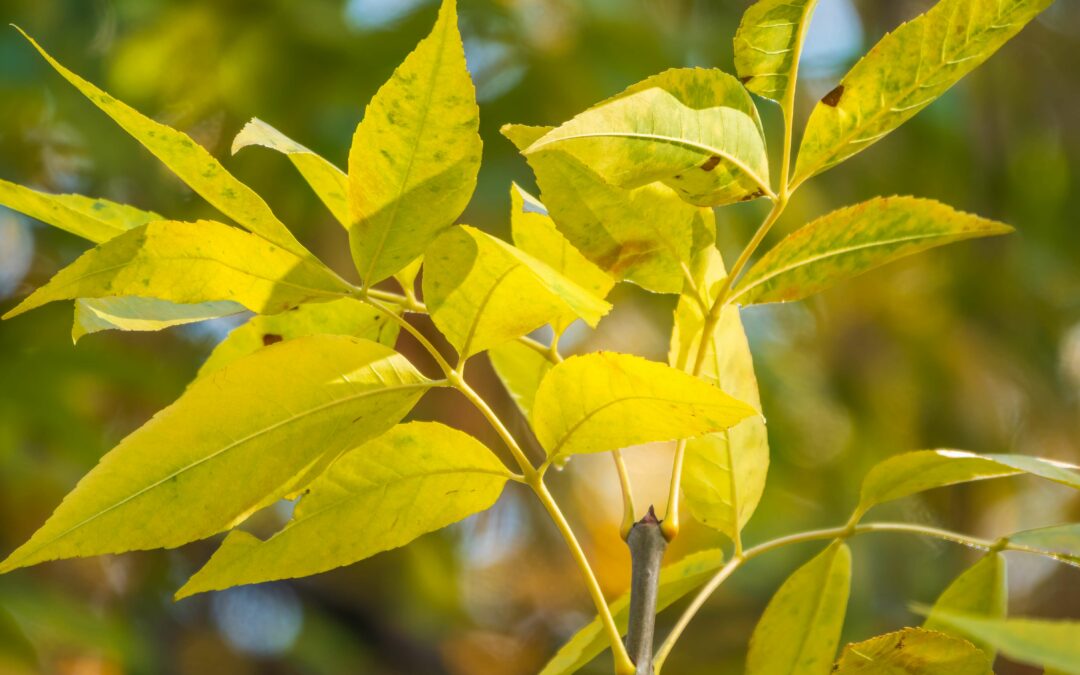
[624,506,667,674]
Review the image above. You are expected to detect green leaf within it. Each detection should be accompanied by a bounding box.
[0,335,433,573]
[3,220,352,320]
[0,177,161,243]
[488,340,552,419]
[531,351,757,463]
[539,549,725,675]
[793,0,1054,185]
[17,28,308,258]
[855,450,1080,520]
[1007,524,1080,566]
[746,540,852,675]
[734,0,821,105]
[730,197,1012,306]
[176,421,508,598]
[197,298,399,378]
[833,628,992,675]
[348,0,482,285]
[670,246,769,541]
[423,225,610,358]
[923,554,1007,660]
[526,87,770,206]
[232,118,349,227]
[73,298,245,342]
[509,184,614,334]
[917,611,1080,675]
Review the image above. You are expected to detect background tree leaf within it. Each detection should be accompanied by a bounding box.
[488,340,552,419]
[917,611,1080,675]
[176,421,509,598]
[923,553,1007,660]
[734,0,821,105]
[730,197,1012,306]
[833,627,991,675]
[348,0,481,285]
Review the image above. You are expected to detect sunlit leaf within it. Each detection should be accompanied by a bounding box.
[176,421,508,598]
[1007,524,1080,566]
[918,610,1080,675]
[197,298,399,378]
[423,225,610,358]
[670,246,768,541]
[730,197,1012,306]
[734,0,821,105]
[488,340,552,419]
[73,297,245,342]
[746,540,852,675]
[0,178,161,243]
[539,549,725,675]
[793,0,1055,185]
[923,554,1007,659]
[531,351,757,463]
[833,628,991,675]
[3,220,352,320]
[0,336,433,573]
[348,0,482,284]
[17,29,308,258]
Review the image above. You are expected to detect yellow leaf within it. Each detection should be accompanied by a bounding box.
[924,554,1007,660]
[488,340,552,419]
[734,0,820,105]
[914,611,1080,675]
[73,298,245,343]
[833,628,992,675]
[0,177,160,243]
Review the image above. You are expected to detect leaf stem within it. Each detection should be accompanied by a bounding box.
[613,450,637,540]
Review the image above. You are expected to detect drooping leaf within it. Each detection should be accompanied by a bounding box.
[531,351,757,463]
[746,540,852,675]
[488,340,552,419]
[833,628,992,675]
[526,87,770,206]
[854,450,1080,520]
[0,177,161,243]
[539,549,725,675]
[423,225,610,358]
[734,0,821,105]
[176,421,508,598]
[0,336,433,573]
[232,118,349,227]
[670,246,769,541]
[348,0,482,284]
[197,298,399,378]
[923,554,1007,659]
[730,197,1012,306]
[1007,524,1080,566]
[73,298,245,342]
[509,184,613,334]
[3,220,352,320]
[918,611,1080,675]
[17,29,308,258]
[793,0,1055,185]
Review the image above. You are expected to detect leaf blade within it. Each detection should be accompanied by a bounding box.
[833,628,992,675]
[923,553,1007,660]
[919,611,1080,675]
[734,0,821,105]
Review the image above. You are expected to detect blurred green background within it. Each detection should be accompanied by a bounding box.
[0,0,1078,673]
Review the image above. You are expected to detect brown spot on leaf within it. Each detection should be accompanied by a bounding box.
[739,76,752,84]
[740,189,766,202]
[262,333,283,346]
[821,84,845,107]
[701,156,722,172]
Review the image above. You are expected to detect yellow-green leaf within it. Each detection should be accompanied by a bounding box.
[539,549,725,675]
[730,197,1012,306]
[488,340,552,419]
[918,611,1080,675]
[670,246,769,541]
[793,0,1054,185]
[3,220,352,320]
[197,298,399,378]
[17,29,307,258]
[73,298,245,342]
[176,421,508,598]
[423,225,610,358]
[0,178,162,243]
[348,0,482,285]
[746,540,852,675]
[232,118,349,227]
[734,0,821,105]
[924,554,1007,660]
[855,450,1080,520]
[1007,524,1080,566]
[833,628,992,675]
[0,336,433,573]
[531,351,757,462]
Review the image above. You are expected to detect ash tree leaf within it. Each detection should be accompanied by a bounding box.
[917,611,1080,675]
[539,549,725,675]
[1007,524,1080,566]
[0,336,434,573]
[348,0,482,285]
[197,298,400,378]
[923,554,1007,660]
[670,246,769,542]
[746,540,852,675]
[423,225,610,359]
[16,28,309,259]
[734,0,821,105]
[0,177,161,243]
[488,340,552,419]
[833,628,992,675]
[2,220,353,321]
[73,298,245,343]
[530,351,757,463]
[854,449,1080,521]
[793,0,1055,186]
[176,421,508,598]
[730,197,1013,306]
